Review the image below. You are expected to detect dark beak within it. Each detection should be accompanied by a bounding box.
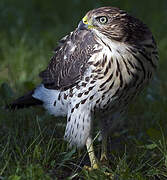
[78,20,88,30]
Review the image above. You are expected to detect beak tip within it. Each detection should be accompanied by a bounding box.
[78,21,88,30]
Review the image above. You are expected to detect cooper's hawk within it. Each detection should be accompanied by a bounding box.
[7,7,158,169]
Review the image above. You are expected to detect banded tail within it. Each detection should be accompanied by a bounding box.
[6,90,43,110]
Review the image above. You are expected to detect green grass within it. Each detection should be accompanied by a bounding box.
[0,0,167,179]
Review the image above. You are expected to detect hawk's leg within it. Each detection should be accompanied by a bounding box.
[85,136,113,179]
[100,134,108,162]
[85,136,99,169]
[98,116,110,163]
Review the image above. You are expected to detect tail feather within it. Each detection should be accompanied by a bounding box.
[6,90,43,110]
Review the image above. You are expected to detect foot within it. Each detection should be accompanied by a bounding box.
[100,152,108,162]
[84,162,99,171]
[84,163,113,179]
[100,151,110,168]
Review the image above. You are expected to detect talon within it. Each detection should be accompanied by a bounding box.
[84,165,113,179]
[84,163,99,171]
[84,165,92,171]
[92,163,99,169]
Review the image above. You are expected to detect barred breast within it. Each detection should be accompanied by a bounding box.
[88,33,158,113]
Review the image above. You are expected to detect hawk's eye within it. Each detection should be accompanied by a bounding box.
[97,16,108,24]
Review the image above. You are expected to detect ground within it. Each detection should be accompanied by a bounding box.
[0,0,167,179]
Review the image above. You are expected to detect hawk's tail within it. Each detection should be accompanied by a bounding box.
[6,90,43,110]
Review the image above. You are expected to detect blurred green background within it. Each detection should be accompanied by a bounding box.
[0,0,167,179]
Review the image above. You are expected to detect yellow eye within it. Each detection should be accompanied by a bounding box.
[97,16,108,24]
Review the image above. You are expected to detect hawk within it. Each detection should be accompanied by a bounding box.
[7,7,158,169]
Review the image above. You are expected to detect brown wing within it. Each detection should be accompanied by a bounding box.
[39,29,98,90]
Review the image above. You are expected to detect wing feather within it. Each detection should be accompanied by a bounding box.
[39,29,98,90]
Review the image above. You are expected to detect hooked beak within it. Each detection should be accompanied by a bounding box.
[78,20,89,30]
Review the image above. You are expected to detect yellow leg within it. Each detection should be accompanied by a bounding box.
[85,136,113,178]
[101,135,114,179]
[85,137,99,169]
[100,135,108,162]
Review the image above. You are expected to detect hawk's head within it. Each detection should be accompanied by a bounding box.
[78,7,152,45]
